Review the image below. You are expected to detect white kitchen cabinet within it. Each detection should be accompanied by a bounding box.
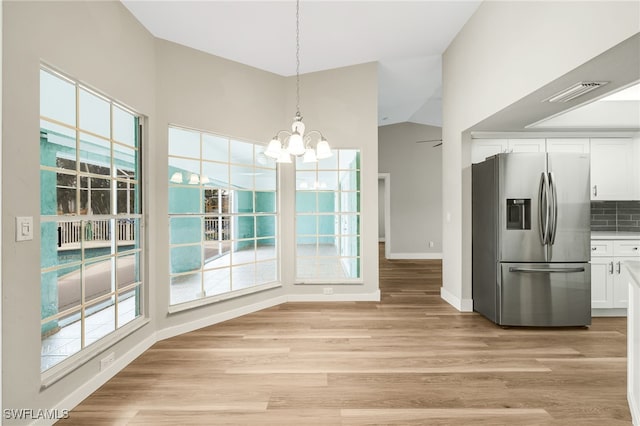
[591,239,640,312]
[471,139,545,164]
[546,138,590,153]
[590,138,635,200]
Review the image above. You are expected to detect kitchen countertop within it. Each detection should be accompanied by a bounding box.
[591,231,640,240]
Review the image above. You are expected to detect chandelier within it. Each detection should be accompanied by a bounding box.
[265,0,332,164]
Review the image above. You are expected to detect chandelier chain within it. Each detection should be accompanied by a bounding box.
[296,0,300,115]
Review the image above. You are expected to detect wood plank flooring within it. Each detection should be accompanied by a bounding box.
[60,244,630,425]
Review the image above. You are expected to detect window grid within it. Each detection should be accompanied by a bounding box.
[295,150,361,282]
[168,126,278,306]
[39,67,143,372]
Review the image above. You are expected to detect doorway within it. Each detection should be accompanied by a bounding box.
[378,173,391,260]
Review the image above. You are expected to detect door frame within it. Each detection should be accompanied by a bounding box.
[378,173,391,260]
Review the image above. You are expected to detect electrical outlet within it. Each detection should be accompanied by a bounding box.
[323,287,333,295]
[429,241,435,248]
[100,352,115,371]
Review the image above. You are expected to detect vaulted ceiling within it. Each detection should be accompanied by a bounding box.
[121,0,482,127]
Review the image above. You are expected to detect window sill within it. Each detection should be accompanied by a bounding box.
[167,281,283,314]
[41,316,150,389]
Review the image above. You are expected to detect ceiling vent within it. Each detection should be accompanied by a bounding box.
[544,81,609,103]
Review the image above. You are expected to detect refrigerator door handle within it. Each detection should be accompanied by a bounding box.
[548,172,558,245]
[509,267,585,273]
[538,172,549,247]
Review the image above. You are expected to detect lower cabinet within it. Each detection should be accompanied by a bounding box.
[591,240,640,312]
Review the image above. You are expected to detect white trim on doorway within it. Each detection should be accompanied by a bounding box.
[378,173,391,260]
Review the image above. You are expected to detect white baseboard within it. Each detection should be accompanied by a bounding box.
[440,286,473,312]
[287,290,381,302]
[387,252,442,260]
[35,333,156,426]
[378,237,385,242]
[157,295,288,341]
[592,308,627,317]
[630,390,640,426]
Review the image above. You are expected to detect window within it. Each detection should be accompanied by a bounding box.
[168,127,278,306]
[295,150,361,281]
[39,68,143,372]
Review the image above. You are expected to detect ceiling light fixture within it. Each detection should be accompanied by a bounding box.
[265,0,331,164]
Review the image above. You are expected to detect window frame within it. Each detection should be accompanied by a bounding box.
[39,65,146,380]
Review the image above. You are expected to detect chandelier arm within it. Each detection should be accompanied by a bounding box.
[274,130,293,140]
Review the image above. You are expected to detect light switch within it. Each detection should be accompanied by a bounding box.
[16,216,33,242]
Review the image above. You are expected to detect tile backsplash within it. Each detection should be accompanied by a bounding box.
[591,201,640,232]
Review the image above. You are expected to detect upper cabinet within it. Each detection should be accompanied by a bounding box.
[590,138,635,201]
[471,139,545,164]
[546,138,590,153]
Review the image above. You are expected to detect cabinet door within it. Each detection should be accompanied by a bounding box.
[590,138,634,201]
[546,138,590,153]
[591,257,614,309]
[471,139,507,164]
[508,139,546,153]
[614,259,630,308]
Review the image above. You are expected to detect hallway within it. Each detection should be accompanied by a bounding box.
[60,244,629,424]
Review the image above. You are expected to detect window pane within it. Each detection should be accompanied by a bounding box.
[114,144,138,179]
[296,171,315,190]
[255,145,274,169]
[318,215,337,235]
[204,268,231,297]
[202,161,229,188]
[317,192,336,213]
[170,272,202,305]
[339,150,359,170]
[256,215,275,238]
[341,214,360,235]
[234,190,254,213]
[340,192,359,213]
[233,239,255,265]
[236,216,255,240]
[79,133,110,176]
[230,140,254,165]
[232,263,255,291]
[117,285,140,327]
[257,238,276,261]
[79,89,110,138]
[80,177,111,215]
[255,168,276,191]
[117,219,139,251]
[84,298,116,346]
[40,122,76,171]
[41,317,82,372]
[169,127,200,158]
[202,134,228,162]
[339,171,359,191]
[296,191,316,213]
[296,215,317,235]
[170,217,202,245]
[40,69,76,126]
[317,171,338,190]
[230,166,254,190]
[204,238,231,269]
[113,106,136,147]
[169,157,200,184]
[255,192,276,213]
[117,252,140,289]
[170,245,202,275]
[295,155,316,171]
[85,257,114,303]
[117,182,138,215]
[169,186,200,214]
[256,260,276,285]
[318,154,338,170]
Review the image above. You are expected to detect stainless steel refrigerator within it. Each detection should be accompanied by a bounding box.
[472,152,591,327]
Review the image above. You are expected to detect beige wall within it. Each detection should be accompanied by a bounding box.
[2,1,379,417]
[378,122,442,257]
[442,1,640,309]
[3,0,157,415]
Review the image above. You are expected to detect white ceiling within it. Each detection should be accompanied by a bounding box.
[121,0,482,127]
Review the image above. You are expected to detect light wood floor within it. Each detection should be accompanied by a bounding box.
[61,244,630,425]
